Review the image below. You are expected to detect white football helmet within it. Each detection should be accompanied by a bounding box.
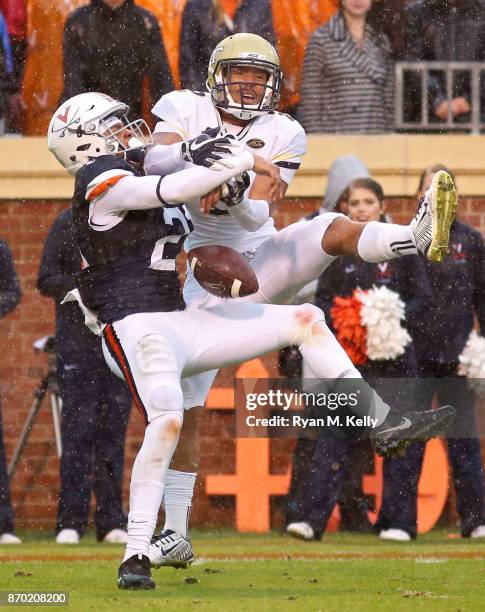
[47,92,152,175]
[207,33,282,121]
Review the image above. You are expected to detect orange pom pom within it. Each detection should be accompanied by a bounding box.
[330,290,368,365]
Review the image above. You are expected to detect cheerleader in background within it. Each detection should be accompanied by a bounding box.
[286,177,430,541]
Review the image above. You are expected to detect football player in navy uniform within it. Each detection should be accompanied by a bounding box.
[47,92,455,588]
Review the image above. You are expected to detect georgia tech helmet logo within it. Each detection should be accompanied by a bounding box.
[247,138,265,149]
[210,46,224,65]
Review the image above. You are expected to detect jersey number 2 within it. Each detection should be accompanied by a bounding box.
[150,206,193,271]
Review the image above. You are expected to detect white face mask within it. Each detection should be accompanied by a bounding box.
[100,115,153,153]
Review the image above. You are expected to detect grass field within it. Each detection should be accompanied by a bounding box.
[0,531,484,611]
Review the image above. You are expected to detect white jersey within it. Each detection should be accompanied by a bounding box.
[152,90,307,253]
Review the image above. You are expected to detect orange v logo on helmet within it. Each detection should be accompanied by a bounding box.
[57,106,71,124]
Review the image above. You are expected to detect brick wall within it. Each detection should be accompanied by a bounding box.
[0,196,483,531]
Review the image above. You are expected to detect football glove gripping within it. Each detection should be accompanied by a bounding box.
[181,127,236,169]
[221,172,250,207]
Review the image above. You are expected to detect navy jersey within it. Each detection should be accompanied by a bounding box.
[71,156,193,323]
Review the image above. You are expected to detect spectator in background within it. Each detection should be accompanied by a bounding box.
[179,0,275,91]
[300,0,394,133]
[376,164,485,541]
[403,0,485,125]
[0,239,21,544]
[369,0,407,59]
[38,210,133,544]
[0,0,26,133]
[61,0,173,119]
[287,178,429,541]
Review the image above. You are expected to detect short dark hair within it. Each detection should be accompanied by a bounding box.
[417,164,456,193]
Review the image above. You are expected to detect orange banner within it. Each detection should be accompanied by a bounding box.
[272,0,338,110]
[22,0,89,135]
[138,0,187,88]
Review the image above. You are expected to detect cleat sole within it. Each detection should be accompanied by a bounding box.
[117,579,155,590]
[427,171,457,262]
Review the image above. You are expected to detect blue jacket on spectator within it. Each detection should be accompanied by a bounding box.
[0,10,14,119]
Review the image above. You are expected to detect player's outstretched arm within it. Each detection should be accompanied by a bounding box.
[87,151,256,224]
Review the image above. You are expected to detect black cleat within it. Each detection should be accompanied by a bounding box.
[372,405,455,458]
[117,553,155,590]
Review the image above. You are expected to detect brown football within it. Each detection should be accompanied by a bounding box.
[188,245,259,298]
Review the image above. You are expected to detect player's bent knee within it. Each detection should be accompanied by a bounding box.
[149,385,184,423]
[291,304,327,344]
[321,216,361,256]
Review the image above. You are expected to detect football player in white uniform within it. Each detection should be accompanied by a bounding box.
[145,33,458,568]
[47,92,454,588]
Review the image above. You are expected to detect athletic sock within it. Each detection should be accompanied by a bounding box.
[123,414,182,562]
[163,469,197,538]
[357,221,417,263]
[123,482,161,562]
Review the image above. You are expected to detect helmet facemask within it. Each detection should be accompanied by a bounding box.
[98,113,153,156]
[210,58,281,121]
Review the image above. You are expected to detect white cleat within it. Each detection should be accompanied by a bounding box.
[0,533,21,545]
[470,525,485,539]
[103,528,128,544]
[379,528,411,542]
[148,529,194,568]
[286,522,315,541]
[56,528,80,544]
[411,170,457,262]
